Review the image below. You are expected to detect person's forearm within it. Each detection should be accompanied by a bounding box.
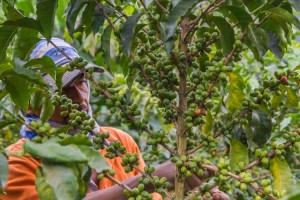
[84,161,176,200]
[84,173,144,200]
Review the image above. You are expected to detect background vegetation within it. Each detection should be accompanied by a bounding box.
[0,0,300,199]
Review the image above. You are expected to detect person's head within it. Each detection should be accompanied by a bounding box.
[29,38,103,123]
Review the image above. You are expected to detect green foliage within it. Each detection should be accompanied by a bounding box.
[0,0,300,200]
[0,153,8,189]
[229,139,249,170]
[270,157,293,195]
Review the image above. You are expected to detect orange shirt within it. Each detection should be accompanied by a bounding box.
[0,127,161,200]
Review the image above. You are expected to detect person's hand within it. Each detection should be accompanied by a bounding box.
[205,188,230,200]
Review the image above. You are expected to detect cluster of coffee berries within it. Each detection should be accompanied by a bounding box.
[29,120,57,143]
[97,169,116,181]
[68,57,88,70]
[104,93,146,128]
[216,158,231,182]
[127,174,171,198]
[284,131,300,153]
[91,80,113,97]
[53,94,97,134]
[171,155,203,178]
[233,170,253,192]
[254,148,270,166]
[121,152,140,173]
[258,179,273,195]
[146,131,170,150]
[184,105,206,128]
[274,69,297,86]
[123,177,153,200]
[199,132,217,150]
[93,132,110,150]
[104,140,126,159]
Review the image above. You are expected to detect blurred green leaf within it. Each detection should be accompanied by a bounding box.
[78,146,110,173]
[30,90,44,112]
[55,66,67,92]
[229,139,249,170]
[12,64,46,86]
[263,7,300,30]
[66,0,87,38]
[40,163,81,200]
[145,0,153,7]
[165,0,198,41]
[245,25,269,60]
[226,72,245,113]
[35,168,57,200]
[0,89,8,102]
[0,58,13,74]
[101,26,112,70]
[285,87,298,108]
[0,153,8,188]
[126,67,137,92]
[40,95,55,123]
[24,57,56,78]
[0,119,18,129]
[2,2,23,20]
[1,17,42,32]
[290,0,300,12]
[250,110,272,146]
[59,134,92,146]
[220,6,252,31]
[12,28,39,60]
[36,0,58,41]
[23,140,88,164]
[270,157,293,194]
[271,90,284,110]
[280,184,300,200]
[5,76,30,111]
[209,16,234,55]
[92,2,114,34]
[121,13,141,56]
[0,25,19,61]
[202,111,213,134]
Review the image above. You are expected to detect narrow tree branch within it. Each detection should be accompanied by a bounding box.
[95,0,115,30]
[154,0,170,14]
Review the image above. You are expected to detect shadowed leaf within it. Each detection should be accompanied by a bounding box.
[165,0,198,41]
[0,25,19,61]
[121,13,141,56]
[36,0,59,41]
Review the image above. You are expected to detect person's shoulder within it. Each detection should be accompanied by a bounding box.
[6,138,27,153]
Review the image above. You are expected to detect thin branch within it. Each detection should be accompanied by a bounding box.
[103,0,128,18]
[154,0,170,14]
[95,0,115,30]
[105,174,133,192]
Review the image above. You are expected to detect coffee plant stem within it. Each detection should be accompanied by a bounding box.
[105,174,134,192]
[95,0,115,30]
[103,0,128,18]
[185,0,224,41]
[174,18,190,199]
[139,0,161,32]
[153,0,170,14]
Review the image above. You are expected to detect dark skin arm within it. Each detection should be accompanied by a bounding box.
[84,161,229,200]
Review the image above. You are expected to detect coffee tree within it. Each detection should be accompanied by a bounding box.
[0,0,300,199]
